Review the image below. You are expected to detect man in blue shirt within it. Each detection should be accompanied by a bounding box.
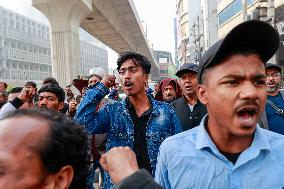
[75,51,182,188]
[259,63,284,134]
[155,20,284,189]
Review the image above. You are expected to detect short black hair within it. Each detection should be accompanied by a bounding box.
[38,84,65,102]
[25,81,37,88]
[42,77,59,86]
[3,110,91,189]
[117,51,151,74]
[9,87,23,94]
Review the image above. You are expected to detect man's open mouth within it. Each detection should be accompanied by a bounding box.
[237,106,258,121]
[124,81,133,89]
[40,105,48,110]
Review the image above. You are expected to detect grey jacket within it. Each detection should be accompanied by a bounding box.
[259,89,284,129]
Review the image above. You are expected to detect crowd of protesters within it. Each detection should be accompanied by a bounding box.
[0,20,284,189]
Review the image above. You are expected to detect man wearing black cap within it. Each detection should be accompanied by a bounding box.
[171,63,207,131]
[155,20,284,188]
[259,63,284,134]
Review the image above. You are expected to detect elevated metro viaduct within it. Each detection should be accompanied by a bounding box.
[33,0,160,86]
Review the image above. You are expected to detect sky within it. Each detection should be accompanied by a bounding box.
[0,0,177,69]
[109,0,176,68]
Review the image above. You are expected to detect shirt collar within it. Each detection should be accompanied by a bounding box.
[195,115,271,153]
[124,95,154,114]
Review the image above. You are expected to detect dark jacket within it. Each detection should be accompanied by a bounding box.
[117,169,163,189]
[170,97,207,131]
[259,89,284,129]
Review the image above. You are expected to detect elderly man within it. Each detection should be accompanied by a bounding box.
[75,51,181,188]
[154,78,181,103]
[259,63,284,134]
[171,63,207,131]
[155,20,284,188]
[0,109,90,189]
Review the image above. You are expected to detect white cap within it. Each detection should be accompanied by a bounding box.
[89,67,106,79]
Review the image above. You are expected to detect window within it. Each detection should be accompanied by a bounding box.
[218,0,255,26]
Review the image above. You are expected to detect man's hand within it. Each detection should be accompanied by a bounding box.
[101,75,116,88]
[69,99,77,113]
[18,87,35,102]
[100,147,139,185]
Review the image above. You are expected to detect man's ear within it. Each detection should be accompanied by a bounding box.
[53,165,74,189]
[197,84,208,105]
[58,102,64,111]
[143,74,149,85]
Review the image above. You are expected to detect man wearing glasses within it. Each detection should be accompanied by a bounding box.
[259,63,284,134]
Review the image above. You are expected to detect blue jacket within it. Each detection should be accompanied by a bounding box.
[75,82,182,189]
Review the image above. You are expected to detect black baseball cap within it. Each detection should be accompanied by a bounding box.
[176,63,198,77]
[198,20,280,83]
[265,63,282,73]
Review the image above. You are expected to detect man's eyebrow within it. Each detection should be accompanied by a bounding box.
[254,74,266,79]
[119,65,138,70]
[220,74,245,80]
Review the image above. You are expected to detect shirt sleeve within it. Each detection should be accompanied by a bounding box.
[75,82,111,134]
[0,102,17,120]
[155,141,171,189]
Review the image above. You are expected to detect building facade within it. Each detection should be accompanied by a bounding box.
[217,0,284,67]
[79,28,108,78]
[176,0,203,65]
[153,50,176,80]
[0,5,108,86]
[0,5,51,86]
[176,0,190,66]
[217,0,259,38]
[201,0,218,51]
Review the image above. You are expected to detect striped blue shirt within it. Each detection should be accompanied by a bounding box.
[155,116,284,189]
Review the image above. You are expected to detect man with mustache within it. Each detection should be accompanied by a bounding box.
[155,20,284,188]
[259,63,284,134]
[171,63,207,131]
[75,51,182,188]
[38,83,65,112]
[154,78,180,103]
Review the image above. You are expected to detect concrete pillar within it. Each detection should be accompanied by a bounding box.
[242,0,248,21]
[33,0,92,86]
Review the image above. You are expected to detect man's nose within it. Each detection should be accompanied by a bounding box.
[239,82,259,100]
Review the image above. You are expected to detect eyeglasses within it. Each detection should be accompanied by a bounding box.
[266,72,281,78]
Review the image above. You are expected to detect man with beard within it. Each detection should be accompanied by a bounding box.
[154,78,180,103]
[155,20,284,188]
[259,63,284,134]
[171,63,207,131]
[38,84,65,111]
[75,51,182,188]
